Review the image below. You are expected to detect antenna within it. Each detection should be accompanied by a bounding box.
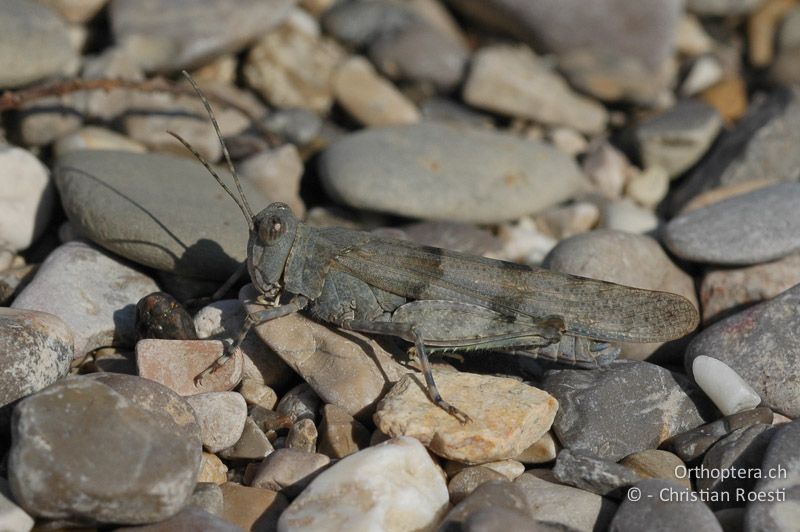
[167,70,256,231]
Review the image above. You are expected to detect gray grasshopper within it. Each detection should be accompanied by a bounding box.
[171,75,699,422]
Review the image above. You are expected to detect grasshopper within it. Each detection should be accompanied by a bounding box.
[171,74,699,422]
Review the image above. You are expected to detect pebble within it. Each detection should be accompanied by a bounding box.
[681,55,725,96]
[135,292,197,341]
[744,419,800,531]
[54,150,270,280]
[277,382,322,423]
[463,45,607,134]
[609,479,724,531]
[676,14,714,57]
[187,392,248,453]
[0,0,79,88]
[672,88,800,211]
[0,146,55,252]
[449,0,681,103]
[698,424,777,508]
[135,339,243,395]
[239,379,279,410]
[53,126,146,157]
[626,165,670,208]
[449,468,516,505]
[109,0,295,72]
[543,361,712,461]
[620,449,691,489]
[440,480,538,532]
[0,308,73,408]
[515,473,618,532]
[321,0,417,47]
[534,202,600,241]
[368,21,469,91]
[318,122,589,223]
[219,482,288,532]
[700,77,749,123]
[188,482,224,516]
[700,252,800,323]
[681,178,778,214]
[661,407,774,462]
[548,127,589,156]
[115,506,242,532]
[582,141,631,199]
[198,452,229,485]
[17,93,85,147]
[375,371,558,464]
[552,449,643,497]
[685,283,800,417]
[494,217,557,265]
[278,437,449,531]
[11,241,159,356]
[0,489,34,532]
[286,418,318,452]
[665,182,800,265]
[316,403,371,458]
[244,21,346,112]
[8,374,201,524]
[238,144,306,217]
[693,355,762,415]
[635,100,723,178]
[401,220,501,256]
[543,230,698,360]
[598,198,661,234]
[219,417,274,460]
[243,285,408,420]
[515,431,560,464]
[250,448,331,498]
[332,55,420,127]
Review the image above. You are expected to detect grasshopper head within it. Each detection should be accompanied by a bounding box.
[247,202,299,297]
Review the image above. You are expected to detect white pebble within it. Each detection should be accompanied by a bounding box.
[0,146,54,251]
[692,355,761,415]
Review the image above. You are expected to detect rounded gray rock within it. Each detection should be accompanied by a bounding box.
[11,241,159,356]
[54,150,271,280]
[109,0,295,72]
[664,182,800,265]
[543,361,713,461]
[609,479,723,531]
[0,308,73,408]
[8,374,202,525]
[685,283,800,417]
[0,0,78,88]
[318,122,588,223]
[745,419,800,532]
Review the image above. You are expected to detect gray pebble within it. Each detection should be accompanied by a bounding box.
[109,0,295,72]
[662,407,774,462]
[54,150,270,280]
[115,506,242,532]
[448,466,507,505]
[744,419,800,532]
[186,392,248,453]
[699,424,777,509]
[685,283,800,417]
[552,449,643,498]
[664,182,800,265]
[670,89,800,212]
[249,448,331,498]
[688,0,764,16]
[0,0,78,88]
[514,472,618,532]
[322,0,418,47]
[543,361,713,461]
[277,383,321,424]
[187,483,224,516]
[11,241,159,355]
[0,489,34,532]
[635,99,722,178]
[438,480,534,532]
[219,417,274,460]
[609,479,723,532]
[448,0,682,103]
[0,308,73,409]
[318,122,588,223]
[8,374,201,524]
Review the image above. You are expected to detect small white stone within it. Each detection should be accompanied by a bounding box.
[626,165,670,208]
[278,437,448,532]
[692,355,762,416]
[0,146,54,252]
[187,392,248,453]
[599,199,660,234]
[681,55,724,96]
[0,489,34,532]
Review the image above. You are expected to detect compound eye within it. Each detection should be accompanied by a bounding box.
[258,214,286,242]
